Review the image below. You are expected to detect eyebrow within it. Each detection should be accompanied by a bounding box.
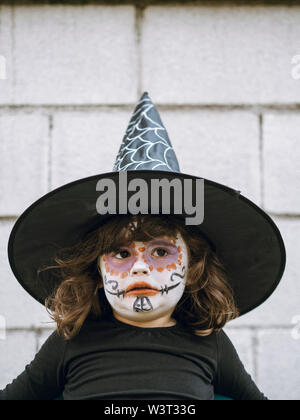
[111,238,178,251]
[145,239,178,248]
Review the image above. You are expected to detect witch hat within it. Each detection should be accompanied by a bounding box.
[7,92,286,316]
[113,92,180,172]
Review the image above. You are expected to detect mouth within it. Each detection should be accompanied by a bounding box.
[125,281,160,297]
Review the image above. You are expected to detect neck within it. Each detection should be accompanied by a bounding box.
[113,312,177,328]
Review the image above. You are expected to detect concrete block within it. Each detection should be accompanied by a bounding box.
[161,109,261,205]
[0,6,14,104]
[0,220,52,328]
[257,329,300,400]
[142,6,300,104]
[227,217,299,327]
[263,114,300,214]
[13,5,137,104]
[51,109,131,188]
[0,330,37,389]
[0,112,49,215]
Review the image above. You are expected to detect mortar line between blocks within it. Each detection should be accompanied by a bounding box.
[2,1,300,7]
[2,104,300,112]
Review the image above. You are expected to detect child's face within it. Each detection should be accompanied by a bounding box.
[98,233,188,322]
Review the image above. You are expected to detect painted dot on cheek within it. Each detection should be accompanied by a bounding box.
[171,263,176,270]
[138,247,145,252]
[105,263,109,273]
[156,267,164,272]
[179,254,183,259]
[121,272,128,279]
[177,261,182,265]
[177,246,181,252]
[149,266,153,271]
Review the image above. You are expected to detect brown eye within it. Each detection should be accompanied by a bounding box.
[153,248,168,257]
[114,250,130,259]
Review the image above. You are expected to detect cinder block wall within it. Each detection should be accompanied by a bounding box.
[0,1,299,400]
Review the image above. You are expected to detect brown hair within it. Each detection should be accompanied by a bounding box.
[40,214,239,340]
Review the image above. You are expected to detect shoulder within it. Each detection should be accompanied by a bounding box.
[38,329,68,353]
[214,329,243,365]
[215,328,233,343]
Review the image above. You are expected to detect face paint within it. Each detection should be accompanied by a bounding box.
[98,233,189,323]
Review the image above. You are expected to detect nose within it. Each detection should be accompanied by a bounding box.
[130,258,150,277]
[131,265,150,276]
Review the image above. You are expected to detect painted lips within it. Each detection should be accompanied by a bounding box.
[125,281,160,297]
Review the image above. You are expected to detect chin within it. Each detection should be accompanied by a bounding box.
[115,306,174,322]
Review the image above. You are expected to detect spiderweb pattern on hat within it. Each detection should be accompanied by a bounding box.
[113,93,180,172]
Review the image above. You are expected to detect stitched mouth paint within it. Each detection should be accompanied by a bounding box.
[104,278,184,298]
[125,281,159,296]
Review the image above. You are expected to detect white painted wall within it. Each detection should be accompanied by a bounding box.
[0,3,299,400]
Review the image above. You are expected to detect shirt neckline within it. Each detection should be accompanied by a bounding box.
[110,315,183,332]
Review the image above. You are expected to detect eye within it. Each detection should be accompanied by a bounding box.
[113,249,131,259]
[152,247,169,257]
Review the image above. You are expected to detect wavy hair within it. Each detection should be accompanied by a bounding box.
[39,214,239,340]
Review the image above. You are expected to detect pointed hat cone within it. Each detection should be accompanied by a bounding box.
[113,92,180,172]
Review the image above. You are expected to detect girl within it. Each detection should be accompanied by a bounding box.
[0,214,268,400]
[3,92,284,400]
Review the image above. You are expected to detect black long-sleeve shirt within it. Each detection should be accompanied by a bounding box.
[0,315,268,400]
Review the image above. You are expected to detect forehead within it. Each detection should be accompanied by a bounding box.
[131,234,185,245]
[100,217,189,254]
[112,234,187,251]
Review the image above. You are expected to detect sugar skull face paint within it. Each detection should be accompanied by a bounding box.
[98,233,189,322]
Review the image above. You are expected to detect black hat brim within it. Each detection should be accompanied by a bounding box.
[7,170,286,316]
